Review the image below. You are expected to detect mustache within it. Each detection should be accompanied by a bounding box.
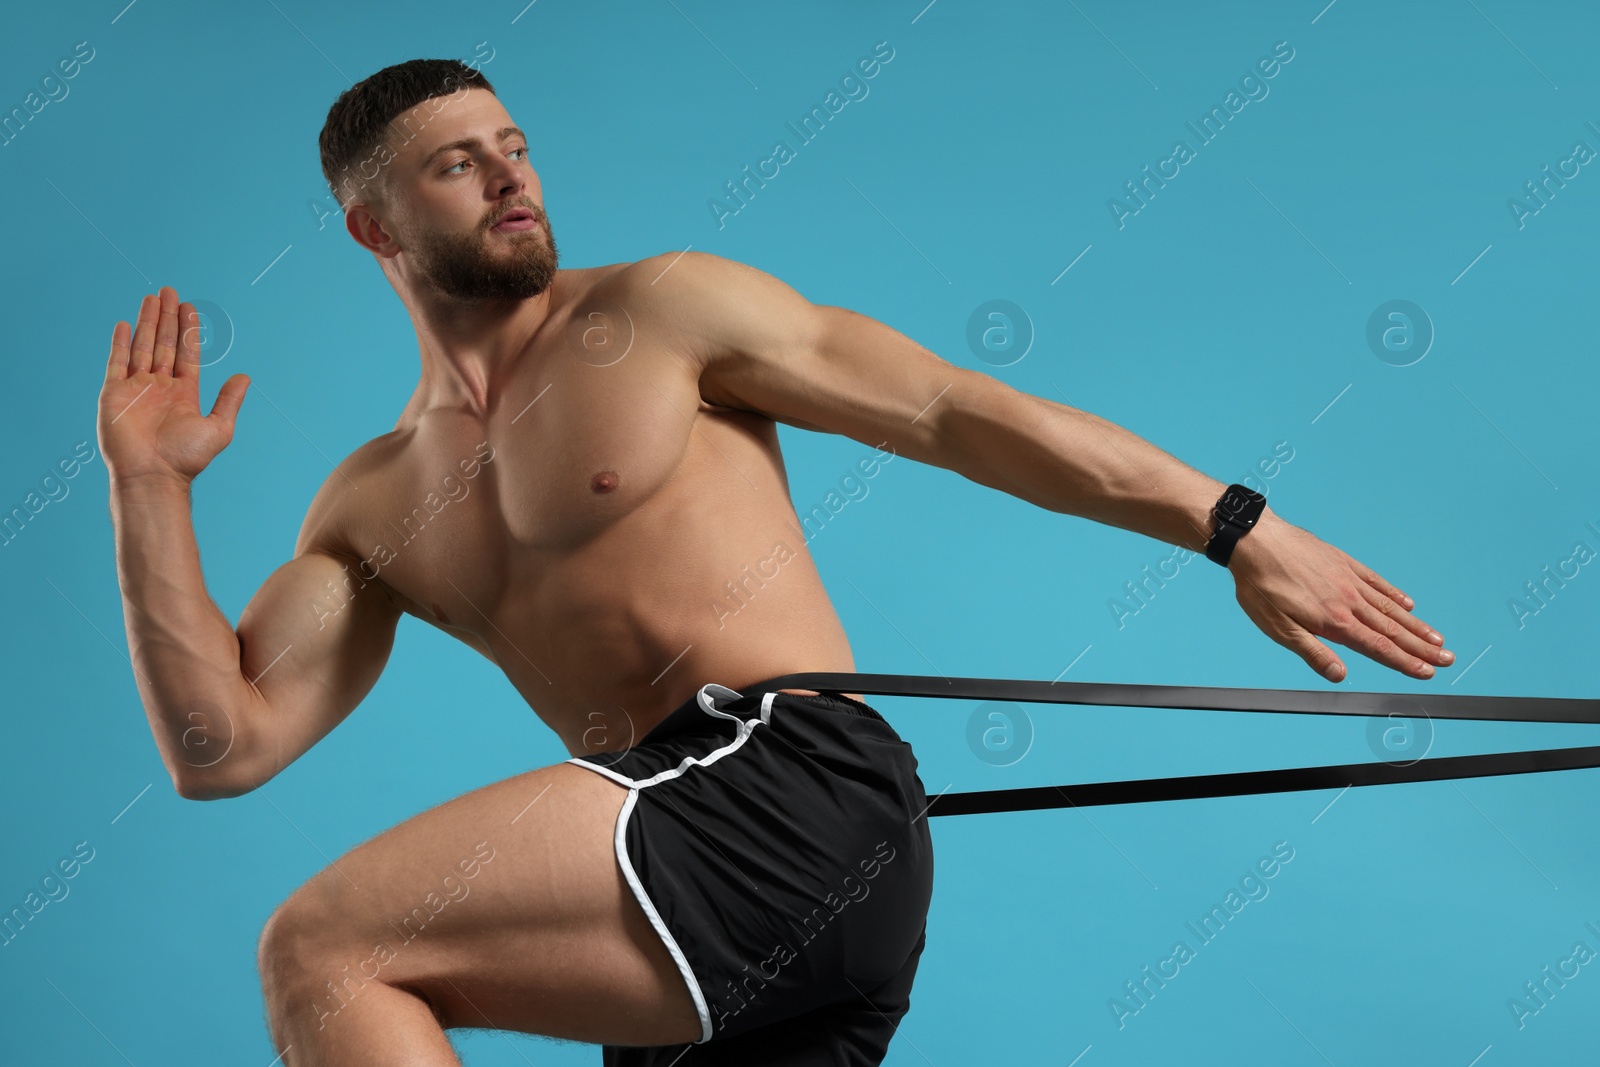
[484,202,545,231]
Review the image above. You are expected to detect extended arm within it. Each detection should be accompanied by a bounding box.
[649,252,1454,684]
[100,288,400,799]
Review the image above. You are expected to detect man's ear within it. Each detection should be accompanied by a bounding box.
[345,201,401,259]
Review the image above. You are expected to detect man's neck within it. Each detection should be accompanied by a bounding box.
[403,281,558,418]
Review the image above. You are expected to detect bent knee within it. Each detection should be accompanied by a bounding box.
[257,881,362,990]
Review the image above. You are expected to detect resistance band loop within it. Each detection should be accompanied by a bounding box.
[745,672,1600,817]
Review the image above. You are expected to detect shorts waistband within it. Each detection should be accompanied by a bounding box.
[587,680,886,762]
[731,677,886,723]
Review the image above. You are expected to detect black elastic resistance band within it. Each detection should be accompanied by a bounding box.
[744,672,1600,817]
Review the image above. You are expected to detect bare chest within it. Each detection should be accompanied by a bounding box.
[332,337,779,646]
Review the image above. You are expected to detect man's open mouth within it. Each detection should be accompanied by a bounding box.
[491,208,539,233]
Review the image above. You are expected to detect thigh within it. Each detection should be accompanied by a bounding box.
[264,762,701,1047]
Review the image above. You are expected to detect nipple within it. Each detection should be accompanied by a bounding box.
[591,469,621,493]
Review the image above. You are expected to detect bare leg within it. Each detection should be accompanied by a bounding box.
[257,762,701,1066]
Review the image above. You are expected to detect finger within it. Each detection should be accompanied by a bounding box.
[1349,557,1419,617]
[1351,598,1453,673]
[1356,581,1450,657]
[1291,623,1347,683]
[175,302,201,380]
[106,320,132,382]
[1236,580,1347,683]
[1345,601,1441,679]
[206,373,250,432]
[152,286,179,376]
[129,294,158,374]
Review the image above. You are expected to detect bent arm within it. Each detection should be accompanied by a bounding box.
[111,473,400,799]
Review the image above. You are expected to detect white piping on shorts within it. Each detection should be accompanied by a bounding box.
[564,681,776,1045]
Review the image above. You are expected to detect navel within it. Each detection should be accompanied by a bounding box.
[431,602,450,624]
[591,469,621,493]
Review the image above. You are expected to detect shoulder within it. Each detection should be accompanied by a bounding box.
[587,251,810,315]
[604,250,786,295]
[600,252,821,366]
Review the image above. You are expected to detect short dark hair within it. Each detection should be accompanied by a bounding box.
[319,58,496,208]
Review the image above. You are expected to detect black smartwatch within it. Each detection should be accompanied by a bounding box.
[1205,483,1266,567]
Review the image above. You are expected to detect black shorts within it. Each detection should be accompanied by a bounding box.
[566,678,936,1066]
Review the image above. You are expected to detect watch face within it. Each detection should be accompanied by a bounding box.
[1217,486,1264,527]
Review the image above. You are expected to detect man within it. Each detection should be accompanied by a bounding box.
[96,58,1454,1066]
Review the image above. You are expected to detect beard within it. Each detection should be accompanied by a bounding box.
[405,203,560,302]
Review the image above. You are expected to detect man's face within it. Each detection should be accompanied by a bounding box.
[369,86,559,302]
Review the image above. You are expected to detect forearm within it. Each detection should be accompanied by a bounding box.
[936,376,1450,686]
[110,474,257,789]
[945,379,1268,553]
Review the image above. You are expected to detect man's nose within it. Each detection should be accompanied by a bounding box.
[486,155,524,199]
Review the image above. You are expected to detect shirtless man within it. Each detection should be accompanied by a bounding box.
[97,59,1454,1066]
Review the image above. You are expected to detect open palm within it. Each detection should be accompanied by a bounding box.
[97,286,250,485]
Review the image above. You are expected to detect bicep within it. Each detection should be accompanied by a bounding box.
[787,304,977,461]
[228,548,401,792]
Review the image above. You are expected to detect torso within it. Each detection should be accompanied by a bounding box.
[313,260,860,756]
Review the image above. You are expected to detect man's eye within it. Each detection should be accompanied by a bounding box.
[445,149,524,174]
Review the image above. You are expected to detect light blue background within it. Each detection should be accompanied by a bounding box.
[2,0,1597,1063]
